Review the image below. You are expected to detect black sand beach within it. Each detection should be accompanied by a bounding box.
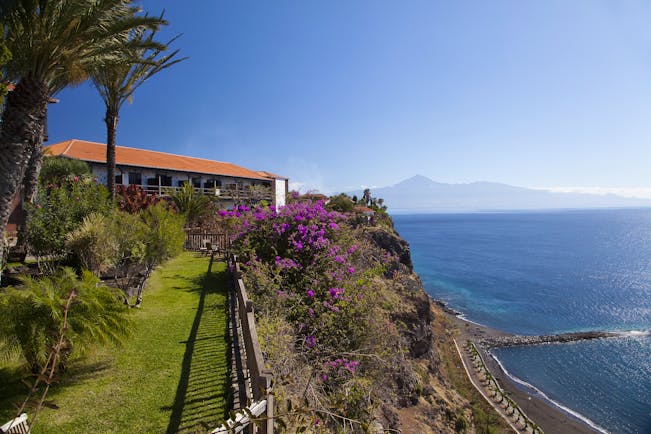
[438,302,599,434]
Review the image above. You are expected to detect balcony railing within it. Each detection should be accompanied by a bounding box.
[134,185,273,201]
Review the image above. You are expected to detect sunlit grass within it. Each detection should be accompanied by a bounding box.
[0,252,230,433]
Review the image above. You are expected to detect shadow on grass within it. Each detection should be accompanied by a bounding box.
[0,358,112,421]
[165,257,231,434]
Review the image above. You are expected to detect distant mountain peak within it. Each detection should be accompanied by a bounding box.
[394,174,439,187]
[352,175,651,212]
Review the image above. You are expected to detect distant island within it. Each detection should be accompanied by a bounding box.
[350,175,651,213]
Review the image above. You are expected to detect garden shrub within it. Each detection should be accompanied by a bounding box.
[65,204,185,305]
[140,202,186,267]
[115,184,160,213]
[0,268,131,372]
[26,177,110,261]
[38,156,92,186]
[66,212,119,276]
[168,182,214,226]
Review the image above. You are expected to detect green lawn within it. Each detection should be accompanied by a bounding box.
[0,252,230,433]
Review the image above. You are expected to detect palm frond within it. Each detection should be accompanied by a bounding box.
[3,0,171,94]
[91,10,186,111]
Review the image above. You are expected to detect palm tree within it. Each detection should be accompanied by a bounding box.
[0,0,164,273]
[92,23,185,198]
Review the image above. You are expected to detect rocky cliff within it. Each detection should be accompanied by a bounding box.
[360,225,490,433]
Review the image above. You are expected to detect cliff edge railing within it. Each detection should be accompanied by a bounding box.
[221,255,274,434]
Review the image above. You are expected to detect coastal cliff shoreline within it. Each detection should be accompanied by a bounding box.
[380,225,602,433]
[430,296,602,433]
[367,228,610,434]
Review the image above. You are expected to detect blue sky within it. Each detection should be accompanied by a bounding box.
[46,1,651,196]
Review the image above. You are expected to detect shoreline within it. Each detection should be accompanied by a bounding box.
[433,299,602,434]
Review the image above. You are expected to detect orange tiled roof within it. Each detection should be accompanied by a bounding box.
[46,139,272,181]
[256,170,288,180]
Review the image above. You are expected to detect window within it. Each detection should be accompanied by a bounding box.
[192,177,202,189]
[204,179,221,189]
[129,172,142,185]
[115,173,123,184]
[158,175,172,187]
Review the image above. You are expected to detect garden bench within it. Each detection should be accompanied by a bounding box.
[200,239,211,255]
[0,413,30,434]
[211,400,267,434]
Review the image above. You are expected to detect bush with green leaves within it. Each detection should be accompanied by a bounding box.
[65,212,120,276]
[38,156,92,186]
[326,193,355,213]
[0,268,131,373]
[167,182,213,226]
[26,177,110,261]
[64,204,185,305]
[140,202,186,267]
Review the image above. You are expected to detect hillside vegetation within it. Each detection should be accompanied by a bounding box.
[225,197,506,433]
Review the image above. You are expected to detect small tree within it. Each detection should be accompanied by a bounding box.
[108,210,148,302]
[133,203,185,306]
[326,193,355,213]
[168,182,213,227]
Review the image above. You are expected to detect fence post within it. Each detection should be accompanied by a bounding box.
[230,253,274,434]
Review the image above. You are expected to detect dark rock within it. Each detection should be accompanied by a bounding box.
[482,331,619,348]
[364,227,413,271]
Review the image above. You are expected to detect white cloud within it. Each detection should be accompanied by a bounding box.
[284,158,333,194]
[531,186,651,199]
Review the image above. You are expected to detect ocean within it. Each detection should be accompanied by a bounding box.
[392,209,651,434]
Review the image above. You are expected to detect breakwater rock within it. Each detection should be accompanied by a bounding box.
[481,331,619,348]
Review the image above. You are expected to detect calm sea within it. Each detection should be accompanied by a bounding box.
[393,209,651,434]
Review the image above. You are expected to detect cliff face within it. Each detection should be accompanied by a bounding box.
[363,228,431,358]
[361,225,478,433]
[365,226,414,271]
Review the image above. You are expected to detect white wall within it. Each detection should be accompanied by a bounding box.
[274,178,286,208]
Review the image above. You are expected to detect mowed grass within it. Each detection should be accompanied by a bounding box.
[0,252,230,433]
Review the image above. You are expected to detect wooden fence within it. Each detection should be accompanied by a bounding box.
[231,256,274,434]
[184,233,229,252]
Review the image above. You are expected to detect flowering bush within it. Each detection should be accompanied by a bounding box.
[227,200,406,430]
[115,184,160,213]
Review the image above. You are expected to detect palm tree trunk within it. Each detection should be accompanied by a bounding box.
[14,144,43,255]
[105,108,118,199]
[134,266,151,307]
[0,77,48,281]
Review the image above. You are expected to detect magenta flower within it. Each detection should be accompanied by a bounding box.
[306,289,315,298]
[305,335,316,348]
[329,287,344,299]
